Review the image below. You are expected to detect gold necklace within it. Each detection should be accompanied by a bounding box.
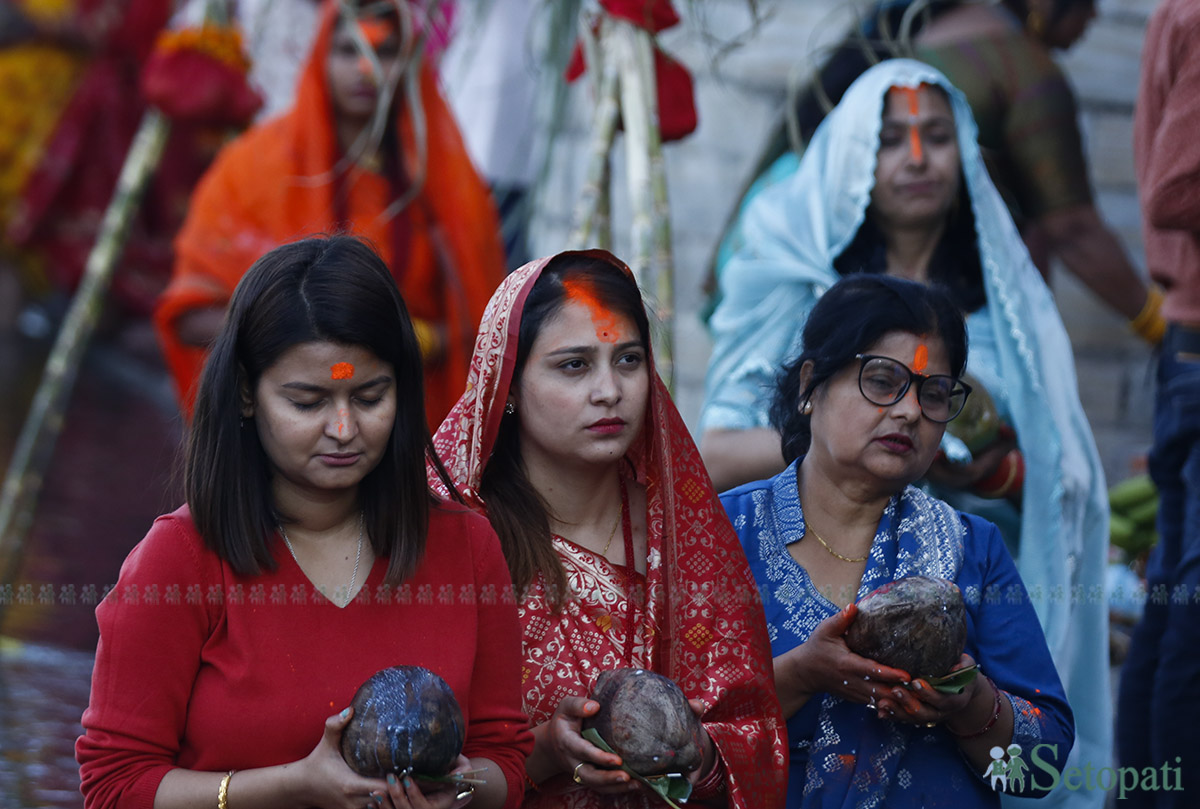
[599,500,623,557]
[558,501,623,558]
[806,524,869,563]
[279,512,364,607]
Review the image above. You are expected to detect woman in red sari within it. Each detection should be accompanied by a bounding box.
[431,249,786,807]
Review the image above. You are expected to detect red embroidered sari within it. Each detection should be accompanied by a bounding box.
[430,250,786,808]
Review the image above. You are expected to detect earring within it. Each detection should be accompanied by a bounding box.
[1026,8,1046,37]
[504,401,515,415]
[801,400,813,415]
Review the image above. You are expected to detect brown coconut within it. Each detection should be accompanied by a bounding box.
[844,575,967,679]
[583,668,703,776]
[340,665,464,778]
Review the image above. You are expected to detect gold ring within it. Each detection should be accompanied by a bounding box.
[924,722,937,728]
[573,762,586,784]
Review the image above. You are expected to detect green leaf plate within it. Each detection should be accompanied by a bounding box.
[925,664,979,695]
[581,728,694,808]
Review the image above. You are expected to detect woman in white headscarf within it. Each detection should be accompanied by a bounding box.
[700,59,1108,809]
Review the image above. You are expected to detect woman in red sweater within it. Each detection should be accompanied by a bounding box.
[76,236,532,809]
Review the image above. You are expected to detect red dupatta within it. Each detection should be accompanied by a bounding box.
[430,250,786,807]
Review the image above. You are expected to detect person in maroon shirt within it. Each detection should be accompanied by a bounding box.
[1116,1,1200,806]
[76,235,532,809]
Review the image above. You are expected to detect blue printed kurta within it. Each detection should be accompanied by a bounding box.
[721,462,1074,808]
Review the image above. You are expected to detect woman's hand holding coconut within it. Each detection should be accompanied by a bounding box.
[773,605,912,717]
[377,754,477,809]
[526,688,718,797]
[292,707,398,809]
[526,697,634,793]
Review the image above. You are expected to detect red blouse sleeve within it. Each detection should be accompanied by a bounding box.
[459,511,535,809]
[76,510,223,809]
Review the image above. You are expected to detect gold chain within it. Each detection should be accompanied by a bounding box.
[279,512,363,607]
[807,525,869,563]
[599,500,623,557]
[557,501,623,558]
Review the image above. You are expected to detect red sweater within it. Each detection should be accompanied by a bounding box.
[76,504,533,809]
[1135,0,1200,323]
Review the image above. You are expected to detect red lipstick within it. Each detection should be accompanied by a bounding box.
[588,418,626,435]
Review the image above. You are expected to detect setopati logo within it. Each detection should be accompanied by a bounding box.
[985,744,1184,799]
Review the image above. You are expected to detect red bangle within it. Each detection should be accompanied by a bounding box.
[690,751,727,799]
[523,770,540,792]
[974,451,1024,499]
[948,676,1002,739]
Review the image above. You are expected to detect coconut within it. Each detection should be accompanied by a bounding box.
[844,575,967,679]
[583,668,703,776]
[340,665,465,778]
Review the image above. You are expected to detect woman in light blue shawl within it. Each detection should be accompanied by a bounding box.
[702,59,1109,809]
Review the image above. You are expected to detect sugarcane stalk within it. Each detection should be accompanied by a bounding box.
[567,50,621,249]
[0,110,170,592]
[613,18,674,387]
[594,150,613,251]
[641,34,674,392]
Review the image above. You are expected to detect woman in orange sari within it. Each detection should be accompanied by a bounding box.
[431,249,786,807]
[154,0,505,429]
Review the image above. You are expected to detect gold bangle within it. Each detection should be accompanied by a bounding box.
[218,770,235,809]
[1130,287,1166,344]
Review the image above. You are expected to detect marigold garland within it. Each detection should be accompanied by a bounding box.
[153,25,250,74]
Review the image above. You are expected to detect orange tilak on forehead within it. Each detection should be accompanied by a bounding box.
[331,362,355,380]
[563,278,620,343]
[911,343,929,373]
[889,85,924,163]
[357,18,396,49]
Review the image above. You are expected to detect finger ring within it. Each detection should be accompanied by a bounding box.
[455,783,476,800]
[924,721,937,728]
[573,762,586,784]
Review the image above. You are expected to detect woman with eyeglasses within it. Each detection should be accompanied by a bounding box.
[720,273,1073,808]
[701,60,1109,808]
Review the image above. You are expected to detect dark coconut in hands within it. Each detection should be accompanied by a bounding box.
[844,576,967,679]
[340,665,465,778]
[583,668,703,776]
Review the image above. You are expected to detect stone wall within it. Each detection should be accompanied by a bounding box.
[526,0,1159,483]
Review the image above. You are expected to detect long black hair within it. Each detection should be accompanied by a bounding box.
[185,235,450,585]
[480,253,651,608]
[770,273,967,463]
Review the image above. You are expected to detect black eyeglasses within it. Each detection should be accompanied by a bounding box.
[855,354,971,423]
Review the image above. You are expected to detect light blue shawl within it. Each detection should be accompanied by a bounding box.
[704,59,1110,809]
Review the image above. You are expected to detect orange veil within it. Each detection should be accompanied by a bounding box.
[154,0,505,427]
